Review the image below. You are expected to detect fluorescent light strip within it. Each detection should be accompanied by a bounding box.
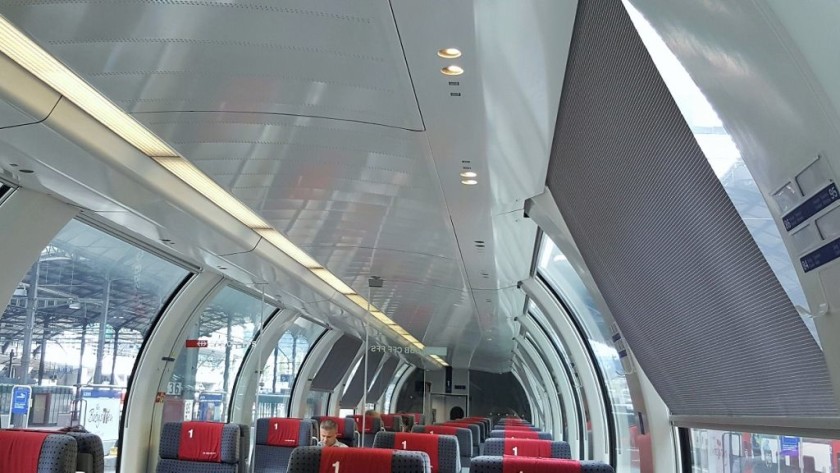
[154,157,268,228]
[0,16,177,157]
[346,294,372,310]
[254,228,321,269]
[311,268,355,295]
[0,15,446,367]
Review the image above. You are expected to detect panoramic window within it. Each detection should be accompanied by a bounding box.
[624,2,816,342]
[163,286,275,425]
[0,218,190,471]
[690,428,840,473]
[257,316,324,418]
[537,236,637,468]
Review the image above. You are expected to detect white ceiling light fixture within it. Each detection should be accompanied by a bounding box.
[437,48,462,59]
[441,65,464,76]
[461,179,478,186]
[0,15,449,369]
[459,171,477,178]
[0,16,177,157]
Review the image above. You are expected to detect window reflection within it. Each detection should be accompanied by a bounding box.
[690,428,840,473]
[257,317,323,418]
[0,219,190,472]
[536,236,637,469]
[163,286,275,424]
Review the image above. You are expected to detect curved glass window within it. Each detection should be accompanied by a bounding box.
[384,363,409,413]
[0,219,190,471]
[163,286,274,424]
[537,236,636,468]
[257,317,324,418]
[689,428,840,473]
[624,2,816,342]
[530,301,589,458]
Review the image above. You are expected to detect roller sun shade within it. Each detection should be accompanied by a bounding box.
[340,352,385,408]
[367,357,400,401]
[310,334,363,391]
[544,0,837,417]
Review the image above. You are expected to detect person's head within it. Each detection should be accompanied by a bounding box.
[320,419,340,447]
[364,409,381,418]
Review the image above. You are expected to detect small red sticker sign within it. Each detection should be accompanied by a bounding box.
[185,339,208,348]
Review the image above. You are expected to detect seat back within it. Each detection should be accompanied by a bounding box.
[287,446,430,473]
[451,420,486,440]
[400,415,416,432]
[469,456,614,473]
[64,431,105,473]
[235,423,251,473]
[254,418,317,473]
[406,413,425,425]
[156,421,241,473]
[440,423,479,455]
[0,430,77,473]
[464,418,490,435]
[488,430,552,440]
[412,425,472,467]
[445,422,483,444]
[497,425,539,432]
[349,415,383,433]
[373,431,460,473]
[313,416,357,446]
[380,414,404,432]
[483,438,571,459]
[349,415,382,447]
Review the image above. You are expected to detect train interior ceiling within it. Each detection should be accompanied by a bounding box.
[1,0,840,472]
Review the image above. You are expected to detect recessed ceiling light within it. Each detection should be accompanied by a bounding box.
[441,65,464,76]
[460,171,477,178]
[437,48,462,59]
[461,179,478,186]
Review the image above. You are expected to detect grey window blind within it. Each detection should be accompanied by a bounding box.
[367,357,399,401]
[544,0,837,417]
[310,334,363,391]
[340,351,385,408]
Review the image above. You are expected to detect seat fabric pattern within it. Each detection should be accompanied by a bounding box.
[482,438,571,459]
[254,418,317,473]
[412,425,472,467]
[65,432,105,473]
[468,456,614,473]
[156,458,237,473]
[373,431,460,473]
[156,422,241,473]
[488,430,552,440]
[37,434,78,473]
[288,447,431,473]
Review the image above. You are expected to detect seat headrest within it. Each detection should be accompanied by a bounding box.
[0,430,74,473]
[159,421,240,464]
[289,446,430,473]
[257,418,311,447]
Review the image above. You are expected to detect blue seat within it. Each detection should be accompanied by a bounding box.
[254,418,317,473]
[488,429,552,440]
[483,438,571,459]
[468,456,613,473]
[373,431,460,473]
[155,421,242,473]
[0,430,77,473]
[287,446,430,473]
[412,425,472,467]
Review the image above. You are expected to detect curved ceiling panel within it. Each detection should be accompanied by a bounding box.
[2,0,423,129]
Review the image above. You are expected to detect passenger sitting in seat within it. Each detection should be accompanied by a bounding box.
[318,419,348,448]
